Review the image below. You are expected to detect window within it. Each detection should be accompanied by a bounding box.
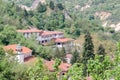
[57,43,61,45]
[42,41,44,43]
[45,40,47,42]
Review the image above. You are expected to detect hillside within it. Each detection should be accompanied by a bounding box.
[5,0,120,31]
[1,0,120,80]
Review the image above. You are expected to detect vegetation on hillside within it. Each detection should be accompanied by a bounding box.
[0,0,120,80]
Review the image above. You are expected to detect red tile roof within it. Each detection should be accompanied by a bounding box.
[17,29,43,33]
[44,60,55,71]
[44,60,71,72]
[4,44,32,54]
[55,38,74,43]
[41,31,63,36]
[59,62,71,72]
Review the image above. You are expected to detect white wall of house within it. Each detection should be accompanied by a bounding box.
[24,52,32,58]
[16,54,24,63]
[23,32,40,38]
[37,33,64,44]
[65,58,71,64]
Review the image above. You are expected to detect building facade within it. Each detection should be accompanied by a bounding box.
[17,29,74,48]
[4,44,32,63]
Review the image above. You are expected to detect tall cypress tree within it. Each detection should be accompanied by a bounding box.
[97,44,106,62]
[82,31,94,76]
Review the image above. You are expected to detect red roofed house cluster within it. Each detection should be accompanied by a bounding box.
[3,29,74,75]
[44,60,71,75]
[17,29,74,50]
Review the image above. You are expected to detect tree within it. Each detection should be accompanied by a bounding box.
[26,58,53,80]
[0,25,17,45]
[37,3,47,13]
[67,63,83,80]
[0,46,5,56]
[60,47,66,60]
[49,1,55,10]
[82,31,94,62]
[82,31,94,76]
[97,44,106,62]
[53,58,61,71]
[0,56,16,80]
[87,55,113,80]
[111,42,120,80]
[71,49,79,64]
[53,47,59,58]
[23,9,28,18]
[56,3,64,10]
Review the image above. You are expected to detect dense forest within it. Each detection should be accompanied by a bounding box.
[0,0,120,80]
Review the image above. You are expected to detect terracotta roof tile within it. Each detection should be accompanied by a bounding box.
[17,29,43,33]
[4,44,32,54]
[41,31,63,36]
[59,62,71,72]
[55,38,74,43]
[44,60,71,72]
[44,60,55,71]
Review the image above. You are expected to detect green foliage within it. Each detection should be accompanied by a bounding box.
[67,63,83,80]
[82,31,94,64]
[71,50,80,64]
[39,46,53,60]
[82,31,95,76]
[87,55,113,80]
[53,58,61,70]
[0,25,17,45]
[37,3,47,13]
[97,44,106,61]
[0,0,120,79]
[26,58,50,80]
[5,0,34,7]
[49,1,55,10]
[0,46,5,56]
[53,47,66,60]
[25,58,57,80]
[0,56,16,80]
[57,3,64,10]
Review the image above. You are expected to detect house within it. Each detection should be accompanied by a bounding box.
[17,29,74,48]
[44,60,71,75]
[54,38,74,48]
[17,29,43,38]
[4,44,32,63]
[37,31,64,44]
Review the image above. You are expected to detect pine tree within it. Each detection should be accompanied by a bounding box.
[49,1,55,10]
[82,31,94,63]
[97,44,106,62]
[82,31,94,76]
